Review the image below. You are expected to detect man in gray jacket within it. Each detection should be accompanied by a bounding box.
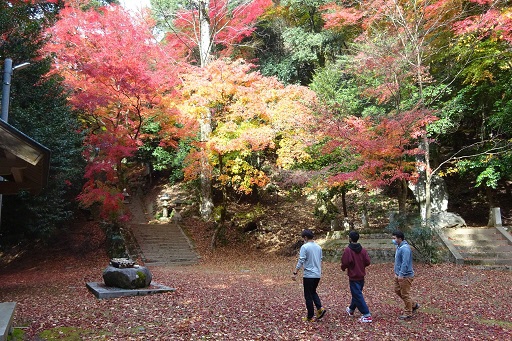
[292,229,326,322]
[392,230,420,320]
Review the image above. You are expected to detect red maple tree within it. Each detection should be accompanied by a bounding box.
[44,4,186,220]
[156,0,273,64]
[321,109,437,213]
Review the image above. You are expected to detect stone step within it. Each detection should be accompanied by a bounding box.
[134,244,194,249]
[141,252,196,257]
[141,256,198,264]
[454,244,512,253]
[323,248,395,263]
[440,227,512,267]
[132,248,197,254]
[320,236,396,263]
[460,250,512,258]
[443,227,500,233]
[443,228,504,237]
[321,236,395,245]
[130,223,199,265]
[0,302,16,341]
[450,240,511,247]
[463,258,512,266]
[446,235,509,243]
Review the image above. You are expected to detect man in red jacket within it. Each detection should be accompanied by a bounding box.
[341,230,372,323]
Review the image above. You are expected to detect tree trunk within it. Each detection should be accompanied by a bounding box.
[198,0,211,67]
[341,188,348,217]
[197,0,213,220]
[199,113,213,220]
[210,222,222,249]
[397,178,408,214]
[423,134,432,224]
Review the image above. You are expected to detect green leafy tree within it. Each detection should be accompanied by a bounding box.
[319,0,474,222]
[1,0,85,240]
[255,0,346,85]
[402,0,512,220]
[315,0,512,226]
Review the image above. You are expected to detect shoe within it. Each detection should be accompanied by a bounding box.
[302,316,316,322]
[316,307,326,320]
[398,315,413,320]
[412,303,420,312]
[346,307,354,316]
[359,316,373,323]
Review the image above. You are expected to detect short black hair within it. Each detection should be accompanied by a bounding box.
[301,229,314,239]
[392,230,405,240]
[349,230,359,243]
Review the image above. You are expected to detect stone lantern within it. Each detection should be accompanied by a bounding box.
[160,193,171,218]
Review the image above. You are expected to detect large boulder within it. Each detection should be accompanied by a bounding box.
[102,265,152,289]
[388,211,466,229]
[409,173,449,220]
[430,211,467,229]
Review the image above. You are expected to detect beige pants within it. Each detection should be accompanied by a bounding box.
[394,276,414,315]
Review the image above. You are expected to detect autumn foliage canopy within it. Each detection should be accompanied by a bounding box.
[45,5,186,219]
[177,59,318,194]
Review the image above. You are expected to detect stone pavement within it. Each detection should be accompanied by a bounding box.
[126,194,199,266]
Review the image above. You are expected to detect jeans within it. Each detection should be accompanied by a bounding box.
[349,280,370,316]
[394,276,414,315]
[303,277,322,318]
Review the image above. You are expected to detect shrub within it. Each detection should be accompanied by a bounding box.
[387,214,441,264]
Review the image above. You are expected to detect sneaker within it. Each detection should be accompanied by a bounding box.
[412,303,420,312]
[316,307,326,320]
[398,315,413,320]
[302,316,316,322]
[359,316,373,323]
[345,307,354,316]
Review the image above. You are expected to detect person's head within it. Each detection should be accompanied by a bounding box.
[392,230,405,243]
[349,230,359,243]
[301,229,314,240]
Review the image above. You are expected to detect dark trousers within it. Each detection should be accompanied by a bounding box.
[349,279,370,316]
[303,277,322,318]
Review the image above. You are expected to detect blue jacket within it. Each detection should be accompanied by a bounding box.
[296,241,322,278]
[394,240,414,277]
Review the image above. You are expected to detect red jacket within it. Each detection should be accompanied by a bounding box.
[341,243,371,281]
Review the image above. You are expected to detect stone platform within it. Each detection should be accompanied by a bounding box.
[86,282,175,299]
[0,302,16,341]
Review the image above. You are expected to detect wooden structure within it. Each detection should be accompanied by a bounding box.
[0,119,50,195]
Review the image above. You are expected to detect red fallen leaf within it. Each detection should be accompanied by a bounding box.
[1,237,512,340]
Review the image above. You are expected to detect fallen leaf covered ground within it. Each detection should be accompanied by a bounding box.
[1,239,511,341]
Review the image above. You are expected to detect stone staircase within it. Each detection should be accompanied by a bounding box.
[130,223,199,266]
[125,193,199,266]
[319,232,396,263]
[319,227,512,268]
[439,227,512,267]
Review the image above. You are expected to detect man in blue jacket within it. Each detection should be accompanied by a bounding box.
[341,230,372,323]
[392,230,420,320]
[292,229,326,322]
